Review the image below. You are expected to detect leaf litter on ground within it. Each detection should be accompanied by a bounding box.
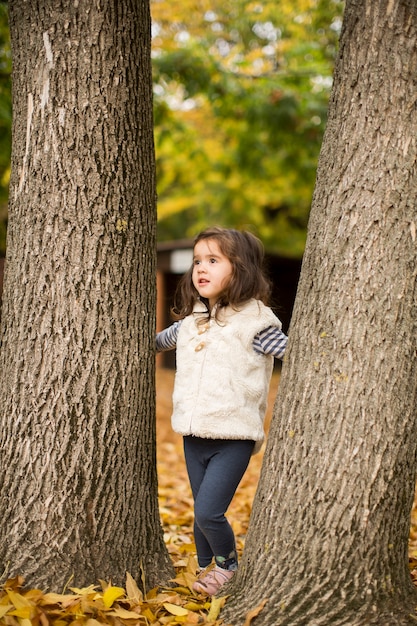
[2,368,417,624]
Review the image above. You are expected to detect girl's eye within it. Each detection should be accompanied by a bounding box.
[193,259,201,266]
[209,258,217,263]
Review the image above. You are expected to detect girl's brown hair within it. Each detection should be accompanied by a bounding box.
[172,227,272,321]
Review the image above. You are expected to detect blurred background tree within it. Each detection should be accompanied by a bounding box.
[0,0,344,258]
[152,0,344,257]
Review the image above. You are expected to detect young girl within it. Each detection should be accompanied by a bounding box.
[156,227,287,596]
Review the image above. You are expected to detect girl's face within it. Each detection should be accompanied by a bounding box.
[192,238,233,308]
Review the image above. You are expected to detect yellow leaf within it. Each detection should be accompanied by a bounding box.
[24,589,44,602]
[102,585,125,608]
[6,589,36,620]
[126,571,143,603]
[163,602,188,616]
[243,598,268,626]
[108,607,143,619]
[40,592,79,608]
[207,596,226,622]
[183,611,200,624]
[6,590,32,609]
[0,605,12,618]
[185,555,199,574]
[10,607,34,619]
[184,601,205,611]
[69,585,98,595]
[142,606,157,622]
[146,587,159,600]
[167,585,191,595]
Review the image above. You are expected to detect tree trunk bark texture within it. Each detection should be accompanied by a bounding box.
[0,0,173,590]
[223,0,417,624]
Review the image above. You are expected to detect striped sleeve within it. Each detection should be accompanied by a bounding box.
[253,325,288,359]
[156,320,182,352]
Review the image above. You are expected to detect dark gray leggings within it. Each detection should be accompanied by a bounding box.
[183,435,255,568]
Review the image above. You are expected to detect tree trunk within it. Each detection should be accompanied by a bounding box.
[223,0,417,624]
[0,0,173,590]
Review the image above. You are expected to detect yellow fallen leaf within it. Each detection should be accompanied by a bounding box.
[207,596,226,622]
[108,606,142,619]
[67,585,88,595]
[6,590,33,609]
[142,606,157,622]
[163,602,189,616]
[24,589,44,602]
[243,598,268,625]
[166,585,191,595]
[102,585,125,608]
[184,601,205,611]
[6,590,37,619]
[185,555,199,573]
[126,571,143,603]
[40,592,80,608]
[183,612,200,624]
[0,605,12,618]
[69,585,98,596]
[146,587,159,600]
[182,543,198,553]
[10,606,34,619]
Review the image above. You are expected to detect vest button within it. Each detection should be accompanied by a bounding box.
[195,342,205,352]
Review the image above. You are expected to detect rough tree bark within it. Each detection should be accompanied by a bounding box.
[0,0,173,590]
[223,0,417,624]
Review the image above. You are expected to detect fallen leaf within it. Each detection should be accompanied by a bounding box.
[207,596,226,622]
[69,585,98,596]
[102,585,125,608]
[184,601,205,611]
[40,592,80,608]
[0,604,12,618]
[6,590,34,610]
[9,606,35,619]
[126,571,143,603]
[163,601,189,616]
[108,606,145,618]
[243,598,268,625]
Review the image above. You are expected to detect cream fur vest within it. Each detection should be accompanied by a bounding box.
[171,299,282,452]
